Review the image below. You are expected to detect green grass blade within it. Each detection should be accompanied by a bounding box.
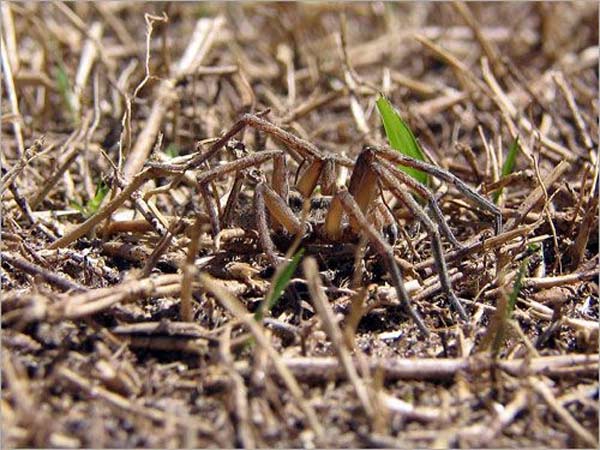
[53,64,77,124]
[255,248,305,321]
[493,137,520,204]
[69,199,84,215]
[490,257,528,356]
[480,256,529,356]
[70,180,109,218]
[86,181,109,217]
[507,257,528,318]
[376,95,428,185]
[165,143,180,158]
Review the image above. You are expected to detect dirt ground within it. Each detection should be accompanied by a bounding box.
[1,2,598,448]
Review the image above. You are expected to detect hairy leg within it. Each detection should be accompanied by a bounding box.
[373,164,468,320]
[336,189,429,336]
[373,145,502,234]
[377,158,462,248]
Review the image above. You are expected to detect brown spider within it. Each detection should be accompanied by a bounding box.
[169,113,502,336]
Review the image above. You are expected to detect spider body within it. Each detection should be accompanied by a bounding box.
[188,113,502,335]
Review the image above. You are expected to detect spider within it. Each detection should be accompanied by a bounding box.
[167,112,502,336]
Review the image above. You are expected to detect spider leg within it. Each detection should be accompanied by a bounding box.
[324,149,378,238]
[196,150,282,185]
[324,193,345,240]
[371,164,468,320]
[376,158,463,248]
[254,182,281,266]
[372,145,503,234]
[336,189,429,336]
[186,113,325,171]
[254,181,306,266]
[200,183,220,238]
[189,113,353,201]
[195,150,283,239]
[272,153,289,203]
[207,114,331,198]
[241,114,324,160]
[319,158,337,195]
[296,159,325,197]
[258,182,304,235]
[374,199,399,244]
[221,173,244,228]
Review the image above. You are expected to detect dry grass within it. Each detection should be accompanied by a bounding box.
[1,2,598,448]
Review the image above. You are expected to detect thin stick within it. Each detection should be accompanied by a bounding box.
[48,167,159,249]
[454,390,528,447]
[1,3,19,72]
[4,173,35,224]
[57,366,214,436]
[29,121,90,209]
[303,257,374,419]
[72,22,103,117]
[139,219,184,278]
[123,17,225,180]
[51,274,181,320]
[181,214,203,322]
[198,273,324,439]
[523,268,597,289]
[452,2,505,78]
[1,251,84,292]
[553,72,594,152]
[0,138,49,194]
[504,161,570,231]
[232,353,598,382]
[531,377,598,447]
[219,325,256,448]
[0,34,25,156]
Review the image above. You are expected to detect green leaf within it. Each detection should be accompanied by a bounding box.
[376,95,428,185]
[71,180,109,218]
[507,257,528,318]
[493,137,520,204]
[70,199,84,214]
[255,248,305,321]
[490,257,528,356]
[86,181,109,216]
[165,143,180,159]
[53,64,77,124]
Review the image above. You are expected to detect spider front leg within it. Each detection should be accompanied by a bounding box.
[253,182,280,266]
[254,180,305,266]
[324,150,378,240]
[376,158,462,248]
[373,145,503,234]
[336,189,429,336]
[257,182,303,236]
[189,112,350,200]
[272,152,289,202]
[371,163,468,320]
[186,112,326,171]
[325,146,471,321]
